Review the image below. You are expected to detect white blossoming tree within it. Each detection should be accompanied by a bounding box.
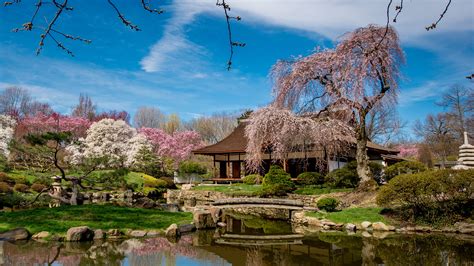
[0,114,16,159]
[67,118,152,168]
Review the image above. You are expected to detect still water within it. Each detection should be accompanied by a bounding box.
[1,215,473,265]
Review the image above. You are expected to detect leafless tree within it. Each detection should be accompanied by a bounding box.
[185,112,238,144]
[414,113,457,168]
[71,93,96,120]
[133,106,166,128]
[366,105,407,145]
[436,85,474,140]
[0,86,53,118]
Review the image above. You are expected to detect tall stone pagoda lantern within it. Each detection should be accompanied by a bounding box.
[453,132,474,170]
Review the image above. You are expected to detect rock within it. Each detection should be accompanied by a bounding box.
[107,229,123,239]
[323,225,331,230]
[32,231,50,240]
[208,207,222,223]
[159,203,180,212]
[193,210,216,229]
[93,229,105,240]
[50,235,65,242]
[217,222,227,227]
[178,224,196,234]
[307,217,322,227]
[181,184,194,190]
[387,226,396,231]
[414,226,431,232]
[165,224,180,239]
[134,198,155,209]
[373,231,390,239]
[372,222,389,231]
[129,230,147,238]
[454,222,474,235]
[291,211,307,225]
[66,226,94,241]
[362,231,372,238]
[321,220,336,227]
[361,221,372,230]
[185,197,197,207]
[346,223,357,232]
[0,228,30,241]
[146,230,161,237]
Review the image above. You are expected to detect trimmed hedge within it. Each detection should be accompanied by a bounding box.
[178,161,207,175]
[377,169,474,224]
[296,172,324,186]
[242,174,262,185]
[14,183,29,193]
[0,181,11,193]
[260,165,295,197]
[31,183,47,193]
[317,197,339,212]
[384,161,427,181]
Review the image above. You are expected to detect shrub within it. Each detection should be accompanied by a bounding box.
[384,161,427,181]
[31,183,47,193]
[14,183,29,193]
[296,172,324,185]
[243,174,262,185]
[0,172,14,185]
[143,174,168,188]
[0,182,11,193]
[325,167,359,188]
[260,165,294,197]
[377,169,474,225]
[179,161,207,175]
[317,197,339,212]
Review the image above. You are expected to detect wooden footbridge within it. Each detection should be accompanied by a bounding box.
[211,198,307,220]
[211,198,305,210]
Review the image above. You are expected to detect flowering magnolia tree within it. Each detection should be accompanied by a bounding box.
[245,107,353,171]
[68,119,151,168]
[139,127,203,168]
[267,25,404,188]
[0,114,16,158]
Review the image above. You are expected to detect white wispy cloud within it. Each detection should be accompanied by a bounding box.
[139,2,214,73]
[139,0,473,75]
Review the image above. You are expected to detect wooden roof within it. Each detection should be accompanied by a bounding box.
[193,121,399,155]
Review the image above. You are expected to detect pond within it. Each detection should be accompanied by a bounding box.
[1,215,473,265]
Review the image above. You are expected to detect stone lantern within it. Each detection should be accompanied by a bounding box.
[453,132,474,170]
[50,176,63,207]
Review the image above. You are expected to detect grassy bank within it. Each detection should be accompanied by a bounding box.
[192,184,262,196]
[0,205,192,234]
[306,207,389,224]
[294,187,352,195]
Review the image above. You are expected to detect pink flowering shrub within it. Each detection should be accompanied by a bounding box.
[17,113,91,138]
[397,144,419,159]
[139,128,203,166]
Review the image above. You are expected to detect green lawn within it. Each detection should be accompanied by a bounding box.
[294,187,353,195]
[0,205,192,234]
[192,184,262,196]
[306,207,389,224]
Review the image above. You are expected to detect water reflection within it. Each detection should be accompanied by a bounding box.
[1,216,473,266]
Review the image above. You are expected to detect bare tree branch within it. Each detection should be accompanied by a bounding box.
[216,0,245,70]
[107,0,141,31]
[141,0,164,14]
[426,0,452,31]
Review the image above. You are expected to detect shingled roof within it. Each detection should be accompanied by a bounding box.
[193,121,399,155]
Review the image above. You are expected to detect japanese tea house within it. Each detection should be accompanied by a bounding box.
[193,121,400,179]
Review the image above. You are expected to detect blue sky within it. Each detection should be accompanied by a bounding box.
[0,0,473,132]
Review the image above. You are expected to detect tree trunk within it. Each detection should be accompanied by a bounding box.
[356,113,375,190]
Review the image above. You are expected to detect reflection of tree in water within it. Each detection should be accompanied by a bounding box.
[373,234,474,266]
